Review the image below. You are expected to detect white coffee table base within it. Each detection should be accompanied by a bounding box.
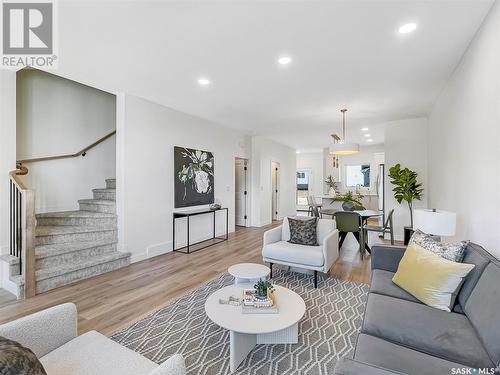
[229,324,298,372]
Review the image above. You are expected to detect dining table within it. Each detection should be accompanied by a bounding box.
[353,210,383,253]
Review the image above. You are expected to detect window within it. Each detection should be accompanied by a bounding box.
[345,164,370,187]
[296,170,310,205]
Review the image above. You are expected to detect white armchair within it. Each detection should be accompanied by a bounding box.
[262,217,339,288]
[0,303,186,375]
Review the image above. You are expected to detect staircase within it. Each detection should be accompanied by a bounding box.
[1,178,130,298]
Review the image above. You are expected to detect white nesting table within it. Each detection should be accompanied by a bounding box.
[205,283,306,372]
[228,263,270,284]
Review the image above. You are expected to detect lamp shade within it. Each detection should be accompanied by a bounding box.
[413,209,456,236]
[329,142,360,155]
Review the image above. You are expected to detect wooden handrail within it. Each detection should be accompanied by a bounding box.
[9,166,29,190]
[17,130,116,165]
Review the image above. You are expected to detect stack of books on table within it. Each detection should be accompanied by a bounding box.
[242,288,279,314]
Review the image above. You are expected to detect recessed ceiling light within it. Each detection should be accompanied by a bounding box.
[364,134,371,137]
[399,23,417,34]
[278,56,292,65]
[197,78,211,86]
[367,139,373,143]
[361,127,369,131]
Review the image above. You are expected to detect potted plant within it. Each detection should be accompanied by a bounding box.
[333,191,365,211]
[324,175,338,196]
[254,279,275,300]
[388,163,423,228]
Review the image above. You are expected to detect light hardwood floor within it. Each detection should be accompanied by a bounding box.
[0,222,379,336]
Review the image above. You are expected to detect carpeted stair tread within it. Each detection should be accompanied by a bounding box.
[36,225,116,237]
[36,239,118,259]
[36,210,116,219]
[35,252,130,281]
[9,252,130,285]
[78,199,115,205]
[0,254,19,265]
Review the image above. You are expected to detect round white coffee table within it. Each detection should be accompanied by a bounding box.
[228,263,270,284]
[205,283,305,372]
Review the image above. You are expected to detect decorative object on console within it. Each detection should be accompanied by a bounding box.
[287,217,319,246]
[392,243,475,312]
[174,146,214,208]
[209,203,221,210]
[329,109,360,155]
[388,163,423,228]
[409,228,467,263]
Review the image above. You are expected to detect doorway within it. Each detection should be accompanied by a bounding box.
[271,161,280,221]
[296,169,311,211]
[235,158,248,227]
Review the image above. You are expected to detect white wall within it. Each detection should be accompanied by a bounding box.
[0,70,17,288]
[384,118,429,240]
[117,94,251,262]
[428,1,500,256]
[251,136,296,227]
[296,152,323,205]
[16,70,116,213]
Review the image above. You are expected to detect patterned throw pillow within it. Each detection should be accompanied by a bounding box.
[409,229,468,262]
[287,217,318,246]
[0,336,47,375]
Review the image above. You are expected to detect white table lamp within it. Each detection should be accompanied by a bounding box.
[413,209,456,237]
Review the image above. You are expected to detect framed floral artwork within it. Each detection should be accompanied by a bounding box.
[174,146,214,208]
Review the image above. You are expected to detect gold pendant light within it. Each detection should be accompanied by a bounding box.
[329,108,359,155]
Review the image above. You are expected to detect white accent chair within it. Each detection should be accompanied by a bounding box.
[262,217,339,288]
[0,303,186,375]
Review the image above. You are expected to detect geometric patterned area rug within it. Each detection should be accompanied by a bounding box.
[111,269,369,375]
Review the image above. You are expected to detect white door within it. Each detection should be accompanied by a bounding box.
[235,159,248,227]
[271,161,280,220]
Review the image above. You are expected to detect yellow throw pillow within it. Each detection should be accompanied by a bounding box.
[392,243,475,312]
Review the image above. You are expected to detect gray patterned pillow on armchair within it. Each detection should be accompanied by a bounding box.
[287,217,319,246]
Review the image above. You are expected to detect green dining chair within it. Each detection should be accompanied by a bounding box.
[334,211,364,252]
[363,209,395,245]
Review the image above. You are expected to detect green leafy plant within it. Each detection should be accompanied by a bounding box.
[388,164,423,228]
[324,175,337,189]
[332,191,364,205]
[254,279,274,298]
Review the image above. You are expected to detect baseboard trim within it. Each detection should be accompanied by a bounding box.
[147,241,172,258]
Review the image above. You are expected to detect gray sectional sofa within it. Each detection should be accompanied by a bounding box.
[335,242,500,375]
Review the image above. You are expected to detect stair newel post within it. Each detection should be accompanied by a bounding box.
[22,189,36,298]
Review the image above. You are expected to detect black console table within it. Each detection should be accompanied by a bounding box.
[173,208,229,254]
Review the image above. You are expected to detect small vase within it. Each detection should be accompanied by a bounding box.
[329,187,336,196]
[255,291,267,300]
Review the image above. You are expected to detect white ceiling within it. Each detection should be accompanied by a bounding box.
[54,0,493,151]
